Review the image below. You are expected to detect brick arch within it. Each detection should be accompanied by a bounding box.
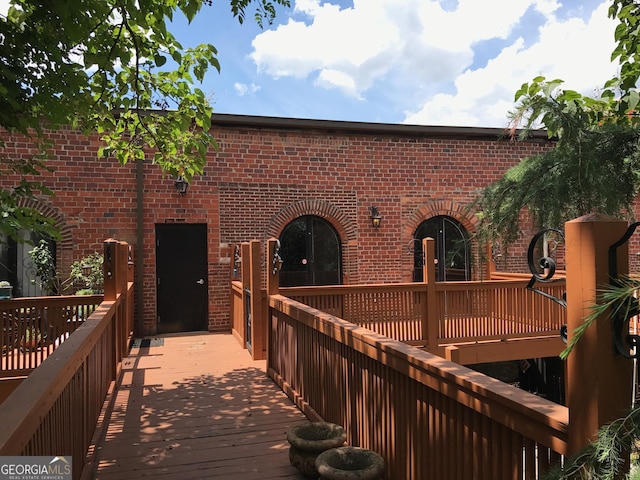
[266,199,356,243]
[17,197,73,250]
[403,200,478,241]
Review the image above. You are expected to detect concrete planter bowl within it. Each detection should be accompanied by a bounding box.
[287,422,347,478]
[0,285,12,300]
[315,446,385,480]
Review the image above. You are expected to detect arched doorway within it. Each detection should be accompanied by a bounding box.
[279,215,342,287]
[413,215,471,282]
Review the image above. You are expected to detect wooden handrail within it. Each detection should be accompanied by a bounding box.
[0,240,133,480]
[267,294,568,479]
[281,279,567,359]
[1,295,102,373]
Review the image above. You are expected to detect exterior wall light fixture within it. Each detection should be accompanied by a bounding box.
[175,176,189,196]
[370,206,382,228]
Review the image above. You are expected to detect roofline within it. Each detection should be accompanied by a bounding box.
[209,113,551,141]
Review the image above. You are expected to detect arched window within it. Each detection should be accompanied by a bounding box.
[413,215,470,282]
[0,231,55,297]
[279,216,342,287]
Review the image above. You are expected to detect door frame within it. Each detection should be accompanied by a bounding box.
[155,223,209,334]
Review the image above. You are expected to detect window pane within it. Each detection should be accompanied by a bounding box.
[279,216,342,287]
[414,216,470,282]
[311,217,341,285]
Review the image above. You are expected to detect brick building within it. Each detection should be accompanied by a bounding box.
[0,114,554,336]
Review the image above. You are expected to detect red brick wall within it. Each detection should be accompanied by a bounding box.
[0,117,555,335]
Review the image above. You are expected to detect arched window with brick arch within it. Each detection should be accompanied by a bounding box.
[0,199,72,297]
[413,215,471,282]
[0,231,56,297]
[279,215,342,287]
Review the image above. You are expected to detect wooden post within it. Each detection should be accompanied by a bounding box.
[249,240,264,360]
[266,238,281,297]
[103,239,129,363]
[229,244,238,336]
[565,214,633,455]
[422,238,438,350]
[240,242,250,348]
[115,240,128,297]
[103,239,118,302]
[127,244,135,284]
[486,242,496,280]
[126,244,135,339]
[265,238,281,370]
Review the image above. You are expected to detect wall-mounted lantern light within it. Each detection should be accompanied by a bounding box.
[175,176,189,196]
[81,264,92,276]
[370,206,382,228]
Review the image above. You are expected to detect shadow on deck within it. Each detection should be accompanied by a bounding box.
[86,333,308,480]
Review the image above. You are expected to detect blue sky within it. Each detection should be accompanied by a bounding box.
[168,0,618,128]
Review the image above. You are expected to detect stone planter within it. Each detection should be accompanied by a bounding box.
[315,446,385,480]
[0,286,12,300]
[287,422,347,478]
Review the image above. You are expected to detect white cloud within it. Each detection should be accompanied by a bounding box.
[315,69,362,99]
[249,0,557,99]
[212,0,619,127]
[234,82,261,96]
[251,0,401,90]
[0,0,10,15]
[404,1,617,127]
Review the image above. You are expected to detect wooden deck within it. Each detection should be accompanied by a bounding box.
[85,333,309,479]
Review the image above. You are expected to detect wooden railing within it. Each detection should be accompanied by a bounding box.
[1,295,102,375]
[228,241,268,360]
[435,280,566,343]
[0,239,133,480]
[282,279,566,351]
[267,294,568,479]
[282,283,425,342]
[231,280,244,344]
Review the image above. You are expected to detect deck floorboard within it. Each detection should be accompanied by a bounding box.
[87,333,309,479]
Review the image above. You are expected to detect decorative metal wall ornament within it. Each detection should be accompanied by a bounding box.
[233,245,241,279]
[608,221,640,358]
[272,240,284,274]
[526,228,567,306]
[491,242,503,265]
[525,228,567,342]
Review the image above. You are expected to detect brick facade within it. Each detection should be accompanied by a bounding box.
[1,114,556,335]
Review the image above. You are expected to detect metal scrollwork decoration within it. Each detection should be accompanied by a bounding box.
[233,245,241,279]
[527,228,563,282]
[272,240,284,275]
[608,221,640,358]
[526,228,567,342]
[526,228,567,306]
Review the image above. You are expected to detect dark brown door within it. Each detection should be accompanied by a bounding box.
[155,224,208,334]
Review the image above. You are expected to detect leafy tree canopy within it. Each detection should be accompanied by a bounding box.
[474,0,640,247]
[0,0,289,242]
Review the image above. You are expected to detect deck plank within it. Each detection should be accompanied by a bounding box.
[88,333,309,479]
